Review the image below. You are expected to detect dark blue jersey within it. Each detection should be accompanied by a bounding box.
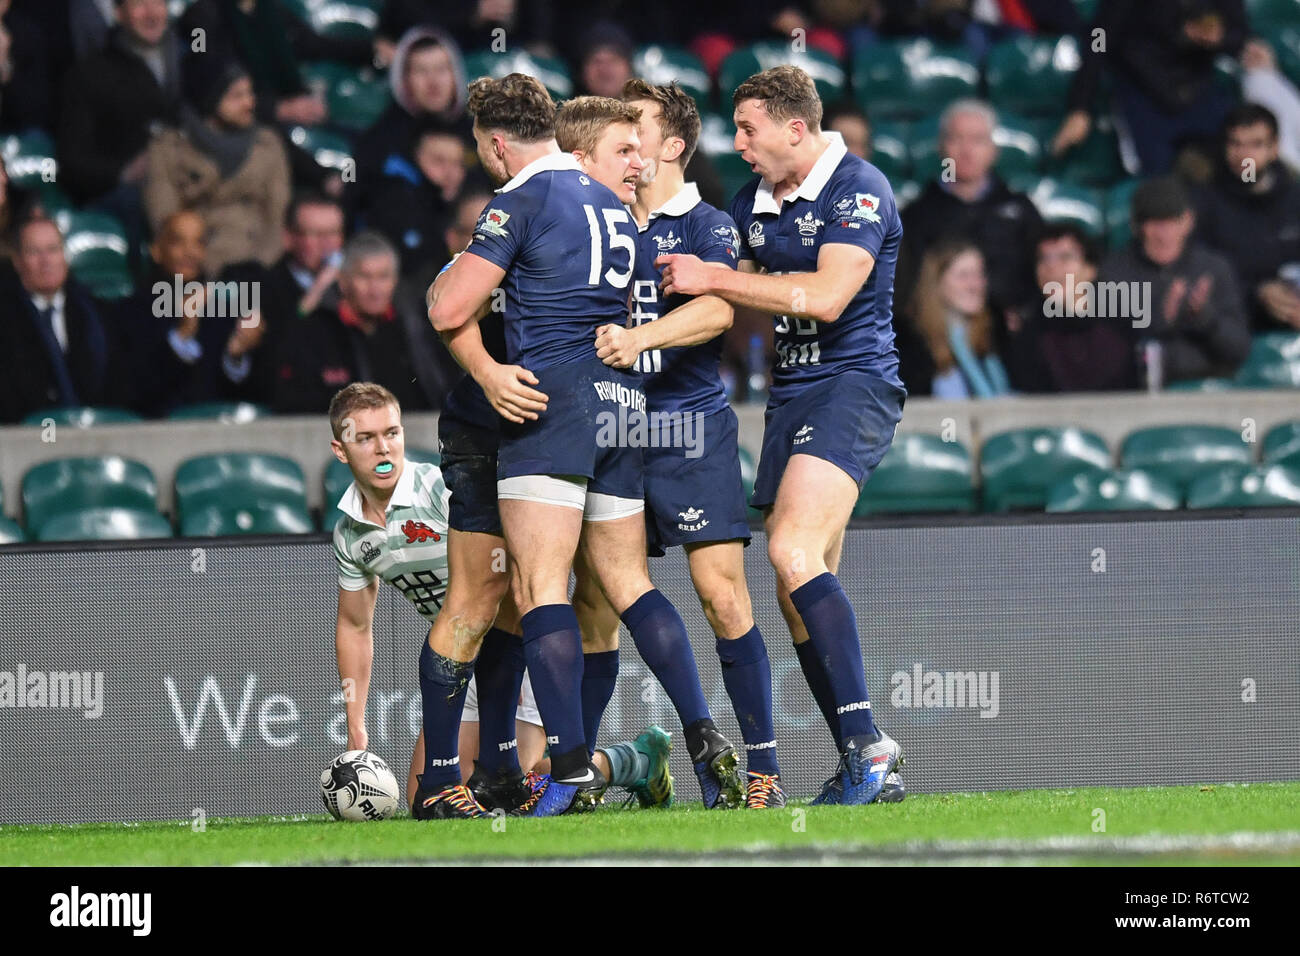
[630,184,740,417]
[728,133,904,400]
[440,310,505,433]
[464,153,637,372]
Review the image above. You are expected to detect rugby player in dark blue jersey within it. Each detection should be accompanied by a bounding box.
[657,66,908,805]
[571,80,783,809]
[430,76,730,816]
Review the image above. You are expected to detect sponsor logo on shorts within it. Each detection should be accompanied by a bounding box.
[794,424,814,445]
[401,520,442,544]
[677,506,710,532]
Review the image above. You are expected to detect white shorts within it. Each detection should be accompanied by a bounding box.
[461,668,542,727]
[497,474,643,521]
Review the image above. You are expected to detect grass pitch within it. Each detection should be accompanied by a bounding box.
[2,782,1298,866]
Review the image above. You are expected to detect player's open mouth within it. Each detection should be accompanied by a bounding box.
[375,461,394,476]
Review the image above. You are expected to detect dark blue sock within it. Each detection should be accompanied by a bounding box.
[581,650,619,755]
[520,604,587,765]
[418,640,475,791]
[716,626,779,775]
[795,639,842,751]
[790,573,877,742]
[623,589,711,730]
[472,628,525,776]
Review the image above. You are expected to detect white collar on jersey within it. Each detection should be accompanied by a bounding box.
[629,181,702,231]
[497,150,582,193]
[751,131,847,216]
[338,456,419,527]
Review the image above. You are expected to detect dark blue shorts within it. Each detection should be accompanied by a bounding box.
[438,418,502,535]
[751,372,906,511]
[644,405,752,556]
[497,359,644,500]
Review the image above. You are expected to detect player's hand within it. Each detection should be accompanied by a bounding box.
[347,725,368,752]
[481,363,549,423]
[595,323,642,368]
[1258,279,1300,328]
[1051,111,1091,156]
[656,253,713,297]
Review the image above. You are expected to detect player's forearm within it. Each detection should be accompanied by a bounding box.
[335,625,373,734]
[708,267,844,323]
[637,295,734,350]
[440,322,502,384]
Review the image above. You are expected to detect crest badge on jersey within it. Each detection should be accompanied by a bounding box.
[851,193,882,223]
[478,208,511,236]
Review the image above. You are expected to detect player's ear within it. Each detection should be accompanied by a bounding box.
[330,439,349,465]
[663,137,685,163]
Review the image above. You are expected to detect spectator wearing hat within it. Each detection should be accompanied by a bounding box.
[1194,103,1300,333]
[1099,176,1250,386]
[144,60,291,275]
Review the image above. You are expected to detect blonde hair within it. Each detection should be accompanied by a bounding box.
[555,96,642,156]
[328,382,400,438]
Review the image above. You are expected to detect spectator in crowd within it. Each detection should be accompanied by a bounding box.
[392,186,493,410]
[1052,0,1246,176]
[1195,103,1300,332]
[1101,176,1250,386]
[144,61,290,275]
[1001,223,1139,393]
[0,217,114,422]
[376,0,553,67]
[115,209,266,416]
[898,99,1043,317]
[263,193,345,325]
[576,21,635,98]
[180,0,325,128]
[69,0,116,57]
[1240,39,1300,175]
[350,26,469,218]
[363,123,471,274]
[0,0,54,133]
[270,231,432,414]
[896,239,1013,399]
[823,100,871,160]
[57,0,184,267]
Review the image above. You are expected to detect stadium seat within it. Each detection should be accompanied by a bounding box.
[306,1,377,41]
[853,39,980,121]
[1245,0,1300,30]
[1232,333,1300,388]
[20,406,141,427]
[894,179,921,208]
[868,121,911,182]
[985,35,1081,118]
[36,507,174,542]
[713,152,757,201]
[168,402,272,423]
[698,112,738,156]
[910,114,1047,181]
[1105,178,1141,251]
[22,456,160,537]
[462,50,573,100]
[1120,425,1253,491]
[1186,463,1300,509]
[181,502,315,537]
[980,426,1111,511]
[1,129,58,189]
[0,516,22,544]
[329,71,390,132]
[633,45,712,105]
[175,454,310,529]
[53,210,132,298]
[853,434,976,515]
[1273,26,1300,89]
[720,43,846,103]
[290,125,354,175]
[1048,116,1124,186]
[1263,420,1300,469]
[1015,177,1106,237]
[1045,468,1181,512]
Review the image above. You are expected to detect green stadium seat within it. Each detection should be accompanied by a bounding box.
[181,502,315,537]
[175,454,309,527]
[853,434,976,516]
[1273,26,1300,88]
[289,125,354,175]
[1074,0,1099,21]
[853,39,980,121]
[37,507,174,542]
[1245,0,1300,30]
[1045,468,1181,512]
[462,50,573,100]
[867,121,910,181]
[0,516,23,544]
[1186,463,1300,509]
[1232,333,1300,388]
[1048,116,1124,186]
[721,43,846,104]
[985,35,1081,117]
[1,129,58,189]
[738,445,758,511]
[698,112,738,156]
[299,60,352,94]
[1263,420,1300,469]
[1105,178,1141,251]
[54,210,130,293]
[1120,425,1253,490]
[167,402,272,423]
[20,406,141,427]
[329,72,390,132]
[22,456,159,536]
[980,426,1111,511]
[307,2,377,42]
[633,46,712,105]
[713,152,757,201]
[1017,177,1106,237]
[894,179,921,208]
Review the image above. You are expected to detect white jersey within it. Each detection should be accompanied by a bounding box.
[332,460,451,621]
